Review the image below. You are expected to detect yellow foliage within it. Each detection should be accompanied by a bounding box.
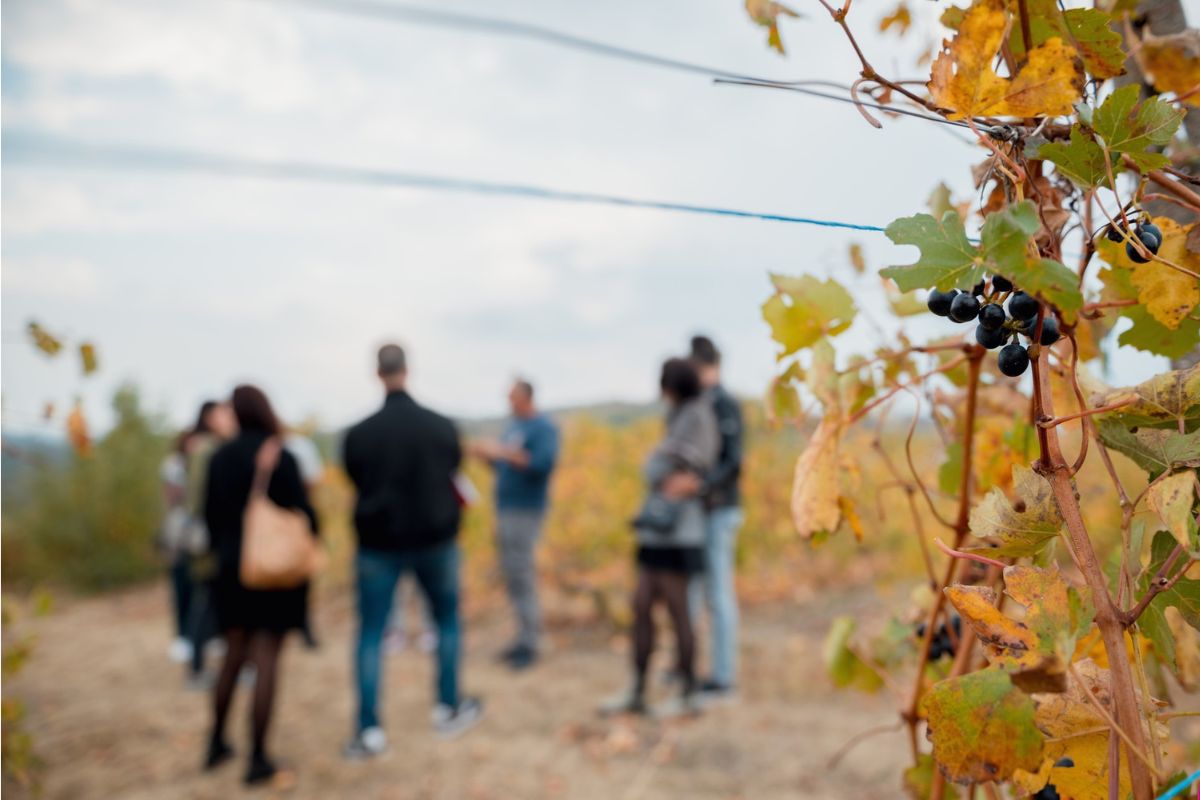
[928,0,1084,119]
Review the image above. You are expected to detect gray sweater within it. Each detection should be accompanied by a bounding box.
[635,398,720,550]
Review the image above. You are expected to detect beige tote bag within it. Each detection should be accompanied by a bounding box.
[240,438,319,590]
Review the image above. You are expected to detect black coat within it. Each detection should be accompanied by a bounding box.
[342,391,462,552]
[204,430,318,633]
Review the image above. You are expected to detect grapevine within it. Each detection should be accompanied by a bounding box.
[749,1,1200,798]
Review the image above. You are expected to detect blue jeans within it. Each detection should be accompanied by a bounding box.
[355,543,461,732]
[691,507,743,687]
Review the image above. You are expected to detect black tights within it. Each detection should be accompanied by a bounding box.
[631,567,695,697]
[210,628,285,763]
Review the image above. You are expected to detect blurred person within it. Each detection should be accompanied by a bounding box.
[181,400,238,687]
[203,386,318,785]
[160,433,193,664]
[670,335,744,702]
[284,427,326,650]
[602,358,718,716]
[341,344,483,760]
[468,379,559,670]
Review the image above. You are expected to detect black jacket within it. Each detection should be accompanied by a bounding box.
[703,384,743,509]
[204,430,318,632]
[342,391,462,552]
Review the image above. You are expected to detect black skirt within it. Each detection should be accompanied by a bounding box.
[636,546,705,575]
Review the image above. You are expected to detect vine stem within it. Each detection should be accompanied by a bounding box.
[905,348,984,789]
[1031,346,1154,800]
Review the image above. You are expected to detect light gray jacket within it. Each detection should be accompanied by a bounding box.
[635,398,720,550]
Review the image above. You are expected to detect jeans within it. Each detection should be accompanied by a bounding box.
[355,543,460,732]
[691,507,743,687]
[169,554,193,639]
[496,509,544,651]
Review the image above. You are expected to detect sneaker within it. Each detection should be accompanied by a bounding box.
[186,671,216,692]
[597,686,647,716]
[343,726,388,760]
[505,645,538,671]
[432,697,484,739]
[695,679,737,706]
[494,643,522,664]
[652,692,704,719]
[243,756,278,786]
[169,637,193,664]
[203,739,234,771]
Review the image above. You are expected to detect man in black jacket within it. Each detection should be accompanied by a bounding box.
[342,344,483,758]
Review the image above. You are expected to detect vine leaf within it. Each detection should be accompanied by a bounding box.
[744,0,801,54]
[879,2,912,35]
[1008,1,1124,80]
[921,669,1045,783]
[761,274,856,359]
[881,211,981,292]
[823,616,883,692]
[927,0,1083,120]
[66,401,91,457]
[79,342,99,376]
[1090,84,1185,171]
[1147,471,1198,551]
[1138,30,1200,106]
[1090,363,1200,431]
[1096,217,1200,331]
[1095,419,1200,478]
[1099,267,1200,359]
[882,202,1082,315]
[903,754,961,800]
[1015,660,1135,800]
[946,566,1092,693]
[1035,126,1111,189]
[790,415,843,538]
[27,321,63,356]
[966,464,1063,558]
[1138,530,1200,680]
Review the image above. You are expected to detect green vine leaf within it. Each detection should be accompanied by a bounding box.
[1035,126,1111,189]
[1147,471,1198,551]
[823,616,884,692]
[881,211,982,292]
[1095,419,1200,478]
[922,670,1045,783]
[1090,84,1185,171]
[1137,530,1200,680]
[1090,362,1200,431]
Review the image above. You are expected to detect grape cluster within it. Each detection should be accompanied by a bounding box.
[1105,218,1162,265]
[926,276,1060,378]
[915,616,962,661]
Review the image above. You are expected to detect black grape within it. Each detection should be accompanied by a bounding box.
[1008,291,1039,322]
[1126,239,1152,264]
[976,324,1009,349]
[927,289,958,317]
[990,275,1013,292]
[998,343,1030,377]
[949,292,981,323]
[979,304,1007,331]
[1038,316,1061,346]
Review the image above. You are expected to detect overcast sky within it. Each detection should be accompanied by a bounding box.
[1,0,1164,435]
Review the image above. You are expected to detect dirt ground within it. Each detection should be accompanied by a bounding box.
[9,581,913,800]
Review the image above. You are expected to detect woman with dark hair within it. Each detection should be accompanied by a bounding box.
[203,385,318,785]
[603,357,718,716]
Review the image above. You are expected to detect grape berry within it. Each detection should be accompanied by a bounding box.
[915,616,962,661]
[1104,218,1162,265]
[923,277,1062,377]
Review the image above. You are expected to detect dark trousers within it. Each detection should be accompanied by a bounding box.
[169,555,194,638]
[354,542,461,732]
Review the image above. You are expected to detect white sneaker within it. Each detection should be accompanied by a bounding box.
[431,697,484,739]
[344,726,388,760]
[168,637,193,664]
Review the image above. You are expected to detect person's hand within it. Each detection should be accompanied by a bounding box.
[467,439,500,460]
[661,472,702,500]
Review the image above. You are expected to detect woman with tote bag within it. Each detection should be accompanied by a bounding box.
[202,385,319,786]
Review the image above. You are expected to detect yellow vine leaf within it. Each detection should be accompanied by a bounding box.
[1140,30,1200,106]
[745,0,800,55]
[879,2,912,36]
[790,415,842,538]
[1096,217,1200,330]
[1147,470,1197,551]
[928,0,1084,120]
[966,464,1063,558]
[66,401,92,457]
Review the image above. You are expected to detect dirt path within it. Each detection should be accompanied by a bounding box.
[9,582,910,800]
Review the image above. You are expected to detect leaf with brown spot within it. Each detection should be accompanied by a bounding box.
[966,464,1063,558]
[1096,217,1200,331]
[1147,470,1197,551]
[921,670,1045,783]
[791,415,842,538]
